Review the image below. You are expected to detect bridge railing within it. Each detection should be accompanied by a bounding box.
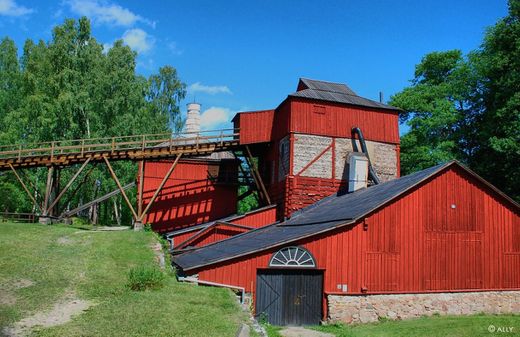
[0,129,239,160]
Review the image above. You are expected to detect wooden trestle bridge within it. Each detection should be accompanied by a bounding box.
[0,129,271,228]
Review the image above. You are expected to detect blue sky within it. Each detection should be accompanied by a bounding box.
[0,0,509,132]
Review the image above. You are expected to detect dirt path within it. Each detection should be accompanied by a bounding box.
[2,292,94,337]
[280,326,334,337]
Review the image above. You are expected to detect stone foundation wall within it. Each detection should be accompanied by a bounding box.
[328,291,520,324]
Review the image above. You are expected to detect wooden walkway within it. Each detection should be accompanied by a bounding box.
[0,129,240,170]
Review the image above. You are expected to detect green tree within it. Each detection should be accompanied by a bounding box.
[390,50,476,174]
[390,0,519,201]
[468,0,520,200]
[0,17,187,223]
[0,37,22,144]
[147,66,186,133]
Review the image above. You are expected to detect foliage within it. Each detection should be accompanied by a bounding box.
[127,264,166,291]
[467,0,520,201]
[390,50,476,174]
[237,185,259,215]
[390,0,520,201]
[0,222,250,337]
[0,17,186,223]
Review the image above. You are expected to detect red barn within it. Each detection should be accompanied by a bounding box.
[173,161,520,326]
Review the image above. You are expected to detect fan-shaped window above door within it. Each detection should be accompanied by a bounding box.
[269,246,316,268]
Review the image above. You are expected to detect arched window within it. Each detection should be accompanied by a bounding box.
[269,246,316,268]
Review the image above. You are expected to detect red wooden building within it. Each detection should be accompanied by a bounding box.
[233,78,401,219]
[172,161,520,325]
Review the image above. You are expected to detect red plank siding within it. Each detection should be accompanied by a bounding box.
[232,206,277,228]
[182,225,250,249]
[142,160,237,233]
[169,206,277,248]
[237,99,399,146]
[289,99,399,144]
[235,110,275,144]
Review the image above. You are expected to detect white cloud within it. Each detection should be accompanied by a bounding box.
[66,0,154,27]
[0,0,33,16]
[122,28,154,53]
[167,41,183,56]
[189,82,232,95]
[200,107,233,129]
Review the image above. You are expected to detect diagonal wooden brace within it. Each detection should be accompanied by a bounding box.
[46,157,92,215]
[139,153,182,222]
[8,164,42,213]
[103,156,139,221]
[244,145,271,205]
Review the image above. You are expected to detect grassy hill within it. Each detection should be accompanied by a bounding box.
[0,222,251,337]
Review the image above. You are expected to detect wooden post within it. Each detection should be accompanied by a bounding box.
[137,160,145,219]
[103,156,139,222]
[139,154,182,221]
[43,166,54,216]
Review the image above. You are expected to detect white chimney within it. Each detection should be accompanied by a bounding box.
[185,103,201,133]
[348,153,369,192]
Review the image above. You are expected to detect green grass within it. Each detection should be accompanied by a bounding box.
[262,324,283,337]
[312,314,520,337]
[0,222,251,337]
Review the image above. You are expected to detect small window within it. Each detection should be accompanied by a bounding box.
[269,246,316,268]
[313,105,326,114]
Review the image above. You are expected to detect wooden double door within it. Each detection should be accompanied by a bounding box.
[255,269,323,326]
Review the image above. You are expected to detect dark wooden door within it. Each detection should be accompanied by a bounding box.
[256,269,323,326]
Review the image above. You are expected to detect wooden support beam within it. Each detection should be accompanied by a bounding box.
[140,154,182,221]
[46,157,91,215]
[61,182,135,219]
[42,166,54,216]
[8,164,42,213]
[103,156,139,221]
[244,145,271,205]
[61,163,97,209]
[137,160,145,218]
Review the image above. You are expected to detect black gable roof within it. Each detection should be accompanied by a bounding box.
[297,78,358,96]
[290,78,400,111]
[173,162,458,271]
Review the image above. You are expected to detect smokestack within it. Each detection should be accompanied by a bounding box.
[379,91,384,103]
[185,103,201,133]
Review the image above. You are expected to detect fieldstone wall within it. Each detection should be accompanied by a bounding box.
[291,134,398,182]
[293,134,332,178]
[328,291,520,324]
